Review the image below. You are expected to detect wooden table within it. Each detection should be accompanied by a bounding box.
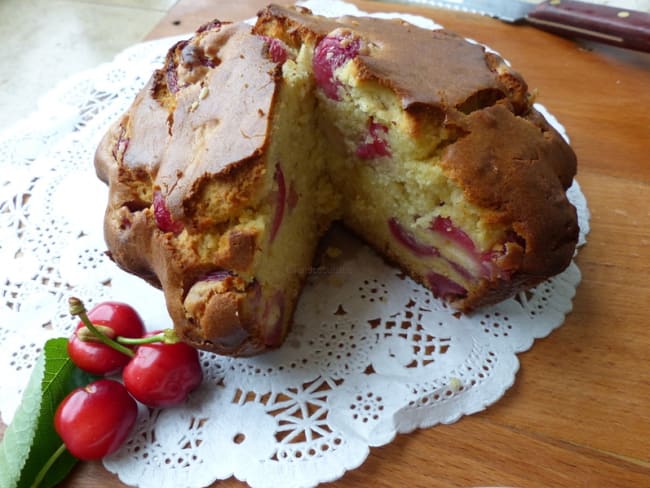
[53,0,650,486]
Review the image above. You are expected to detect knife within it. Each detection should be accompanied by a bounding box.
[378,0,650,52]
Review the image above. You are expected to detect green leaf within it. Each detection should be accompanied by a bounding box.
[0,350,44,488]
[0,338,96,488]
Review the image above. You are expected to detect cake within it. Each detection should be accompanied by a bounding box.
[94,4,579,356]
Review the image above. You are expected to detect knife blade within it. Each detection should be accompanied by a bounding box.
[379,0,650,52]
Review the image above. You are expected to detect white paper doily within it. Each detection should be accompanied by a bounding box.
[0,1,590,487]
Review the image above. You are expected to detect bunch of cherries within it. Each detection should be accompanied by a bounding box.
[54,298,203,461]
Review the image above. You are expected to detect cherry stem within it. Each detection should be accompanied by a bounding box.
[117,329,180,345]
[68,297,135,358]
[30,442,67,488]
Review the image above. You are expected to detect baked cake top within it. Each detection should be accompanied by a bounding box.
[256,4,530,114]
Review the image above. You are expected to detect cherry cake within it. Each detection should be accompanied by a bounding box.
[95,5,578,356]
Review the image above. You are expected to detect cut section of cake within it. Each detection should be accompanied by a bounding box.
[95,5,578,356]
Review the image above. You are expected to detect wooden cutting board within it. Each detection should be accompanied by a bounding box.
[41,0,650,486]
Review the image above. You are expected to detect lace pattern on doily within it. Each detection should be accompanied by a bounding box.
[0,1,589,487]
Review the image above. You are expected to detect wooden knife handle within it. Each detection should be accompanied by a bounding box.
[527,0,650,52]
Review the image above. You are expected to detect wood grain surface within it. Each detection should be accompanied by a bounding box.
[7,1,650,487]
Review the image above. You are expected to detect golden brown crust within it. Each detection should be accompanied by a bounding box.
[96,21,282,356]
[158,26,280,224]
[440,104,578,279]
[214,229,259,273]
[255,4,529,114]
[181,277,262,355]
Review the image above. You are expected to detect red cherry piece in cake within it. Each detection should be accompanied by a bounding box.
[480,247,515,281]
[430,216,475,252]
[480,253,501,280]
[153,190,184,234]
[478,232,526,280]
[268,39,288,64]
[427,271,467,299]
[313,34,361,100]
[270,164,286,242]
[431,216,511,280]
[356,120,391,159]
[261,36,289,64]
[388,218,440,257]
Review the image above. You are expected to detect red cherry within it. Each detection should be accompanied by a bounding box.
[260,36,289,64]
[430,216,476,252]
[426,271,467,300]
[313,34,360,100]
[153,190,184,234]
[54,379,138,461]
[68,302,145,375]
[388,218,440,257]
[123,333,203,408]
[356,120,391,159]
